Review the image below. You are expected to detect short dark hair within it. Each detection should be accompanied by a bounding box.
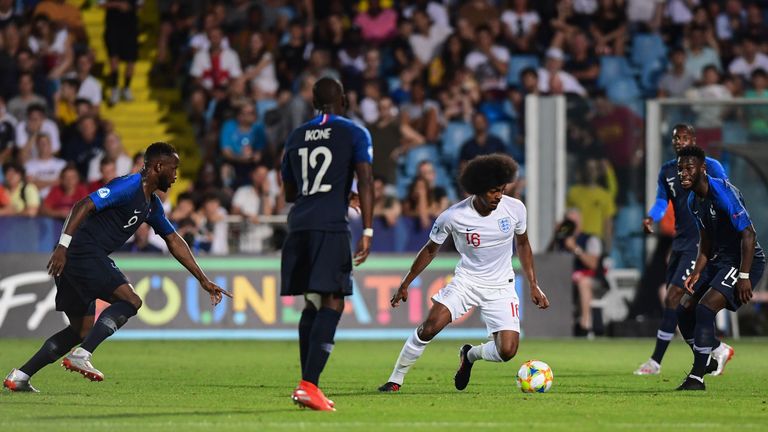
[26,103,46,116]
[677,145,705,162]
[672,123,695,135]
[3,160,25,176]
[752,68,768,80]
[144,142,177,164]
[460,154,518,195]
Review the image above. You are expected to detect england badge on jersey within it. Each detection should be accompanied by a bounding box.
[498,217,512,233]
[97,187,110,198]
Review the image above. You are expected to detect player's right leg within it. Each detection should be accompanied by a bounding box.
[63,283,141,381]
[635,284,686,375]
[4,310,90,392]
[379,302,452,392]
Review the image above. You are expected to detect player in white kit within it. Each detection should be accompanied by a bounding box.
[378,155,550,392]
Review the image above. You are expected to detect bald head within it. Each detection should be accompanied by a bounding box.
[313,77,346,114]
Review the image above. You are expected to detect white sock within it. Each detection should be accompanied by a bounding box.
[15,369,30,380]
[387,329,430,385]
[468,341,503,363]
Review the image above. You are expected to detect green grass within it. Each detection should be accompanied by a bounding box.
[1,339,767,431]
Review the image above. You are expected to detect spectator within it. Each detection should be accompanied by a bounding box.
[538,47,587,96]
[685,65,732,129]
[715,0,746,42]
[189,12,230,54]
[283,75,315,135]
[550,208,604,338]
[373,175,402,228]
[354,0,397,45]
[0,181,8,210]
[742,3,768,42]
[87,156,118,192]
[6,73,47,122]
[27,13,73,80]
[55,78,79,127]
[87,131,132,182]
[40,163,87,219]
[74,51,102,109]
[190,26,242,91]
[658,47,696,98]
[430,33,469,87]
[744,68,768,138]
[403,0,450,27]
[626,0,664,32]
[459,111,506,171]
[275,19,307,91]
[61,115,104,178]
[591,92,642,204]
[566,157,616,250]
[15,104,61,161]
[368,96,401,185]
[25,133,65,198]
[197,193,229,255]
[220,103,267,186]
[590,0,627,55]
[0,95,16,127]
[458,0,498,30]
[0,115,13,172]
[0,161,39,217]
[243,32,278,99]
[130,150,144,173]
[231,164,274,253]
[501,0,540,54]
[100,0,141,104]
[684,25,721,80]
[0,0,19,30]
[33,0,85,41]
[564,30,600,93]
[400,80,440,146]
[360,79,382,125]
[409,8,452,66]
[402,160,449,229]
[464,25,510,94]
[728,36,768,81]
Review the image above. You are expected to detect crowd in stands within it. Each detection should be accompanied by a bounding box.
[2,0,768,260]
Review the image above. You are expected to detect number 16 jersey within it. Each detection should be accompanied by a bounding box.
[281,114,373,232]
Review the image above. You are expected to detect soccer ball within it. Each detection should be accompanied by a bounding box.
[516,360,554,393]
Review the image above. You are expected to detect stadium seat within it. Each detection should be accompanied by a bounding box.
[401,144,440,177]
[606,78,641,105]
[597,56,633,89]
[630,33,667,69]
[489,121,523,161]
[440,121,474,168]
[507,55,540,88]
[639,61,666,97]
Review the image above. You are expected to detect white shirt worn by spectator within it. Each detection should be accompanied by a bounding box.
[728,54,768,80]
[28,29,68,55]
[403,2,449,27]
[500,9,540,37]
[249,52,278,95]
[430,195,527,286]
[465,45,511,92]
[685,84,731,127]
[190,48,242,90]
[536,68,587,96]
[86,151,132,182]
[77,75,102,106]
[232,185,274,254]
[360,97,379,125]
[15,119,61,156]
[627,0,664,23]
[25,156,66,198]
[409,24,453,65]
[666,0,699,25]
[716,11,746,40]
[573,0,598,14]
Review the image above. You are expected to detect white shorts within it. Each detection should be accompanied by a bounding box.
[431,275,520,335]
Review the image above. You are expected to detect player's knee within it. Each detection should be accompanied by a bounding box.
[665,287,684,308]
[417,322,439,341]
[130,296,143,311]
[499,343,518,362]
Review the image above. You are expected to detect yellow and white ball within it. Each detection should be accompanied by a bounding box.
[516,360,554,393]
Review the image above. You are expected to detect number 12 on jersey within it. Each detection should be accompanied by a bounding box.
[298,146,333,195]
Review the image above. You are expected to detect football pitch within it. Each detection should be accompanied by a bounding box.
[1,338,766,431]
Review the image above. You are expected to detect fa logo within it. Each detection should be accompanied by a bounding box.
[305,128,331,141]
[498,217,512,233]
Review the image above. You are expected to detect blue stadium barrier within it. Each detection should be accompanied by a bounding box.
[0,217,63,253]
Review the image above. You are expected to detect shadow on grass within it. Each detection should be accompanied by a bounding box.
[30,408,296,421]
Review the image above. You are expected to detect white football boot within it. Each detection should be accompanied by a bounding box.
[633,358,661,375]
[62,348,104,381]
[709,342,734,376]
[3,369,39,392]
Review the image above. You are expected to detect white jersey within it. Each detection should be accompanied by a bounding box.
[430,195,526,286]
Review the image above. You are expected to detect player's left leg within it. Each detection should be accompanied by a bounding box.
[122,61,135,101]
[636,284,686,375]
[63,284,141,381]
[677,288,727,390]
[4,311,91,392]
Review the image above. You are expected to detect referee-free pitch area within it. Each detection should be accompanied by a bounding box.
[1,339,766,431]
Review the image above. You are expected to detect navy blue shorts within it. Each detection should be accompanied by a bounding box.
[693,258,766,311]
[280,230,353,297]
[666,250,698,287]
[55,255,129,315]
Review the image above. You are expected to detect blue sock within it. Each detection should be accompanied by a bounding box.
[302,307,341,386]
[676,304,696,352]
[691,304,717,378]
[298,307,317,375]
[80,301,137,353]
[651,308,677,364]
[20,327,82,376]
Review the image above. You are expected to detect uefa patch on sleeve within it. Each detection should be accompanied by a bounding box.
[97,187,111,198]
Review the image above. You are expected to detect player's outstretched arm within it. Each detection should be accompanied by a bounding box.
[391,240,441,307]
[515,231,550,309]
[47,197,96,277]
[164,232,232,305]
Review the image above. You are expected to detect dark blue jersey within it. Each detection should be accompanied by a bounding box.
[69,173,175,256]
[281,114,373,232]
[687,176,764,265]
[648,156,726,252]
